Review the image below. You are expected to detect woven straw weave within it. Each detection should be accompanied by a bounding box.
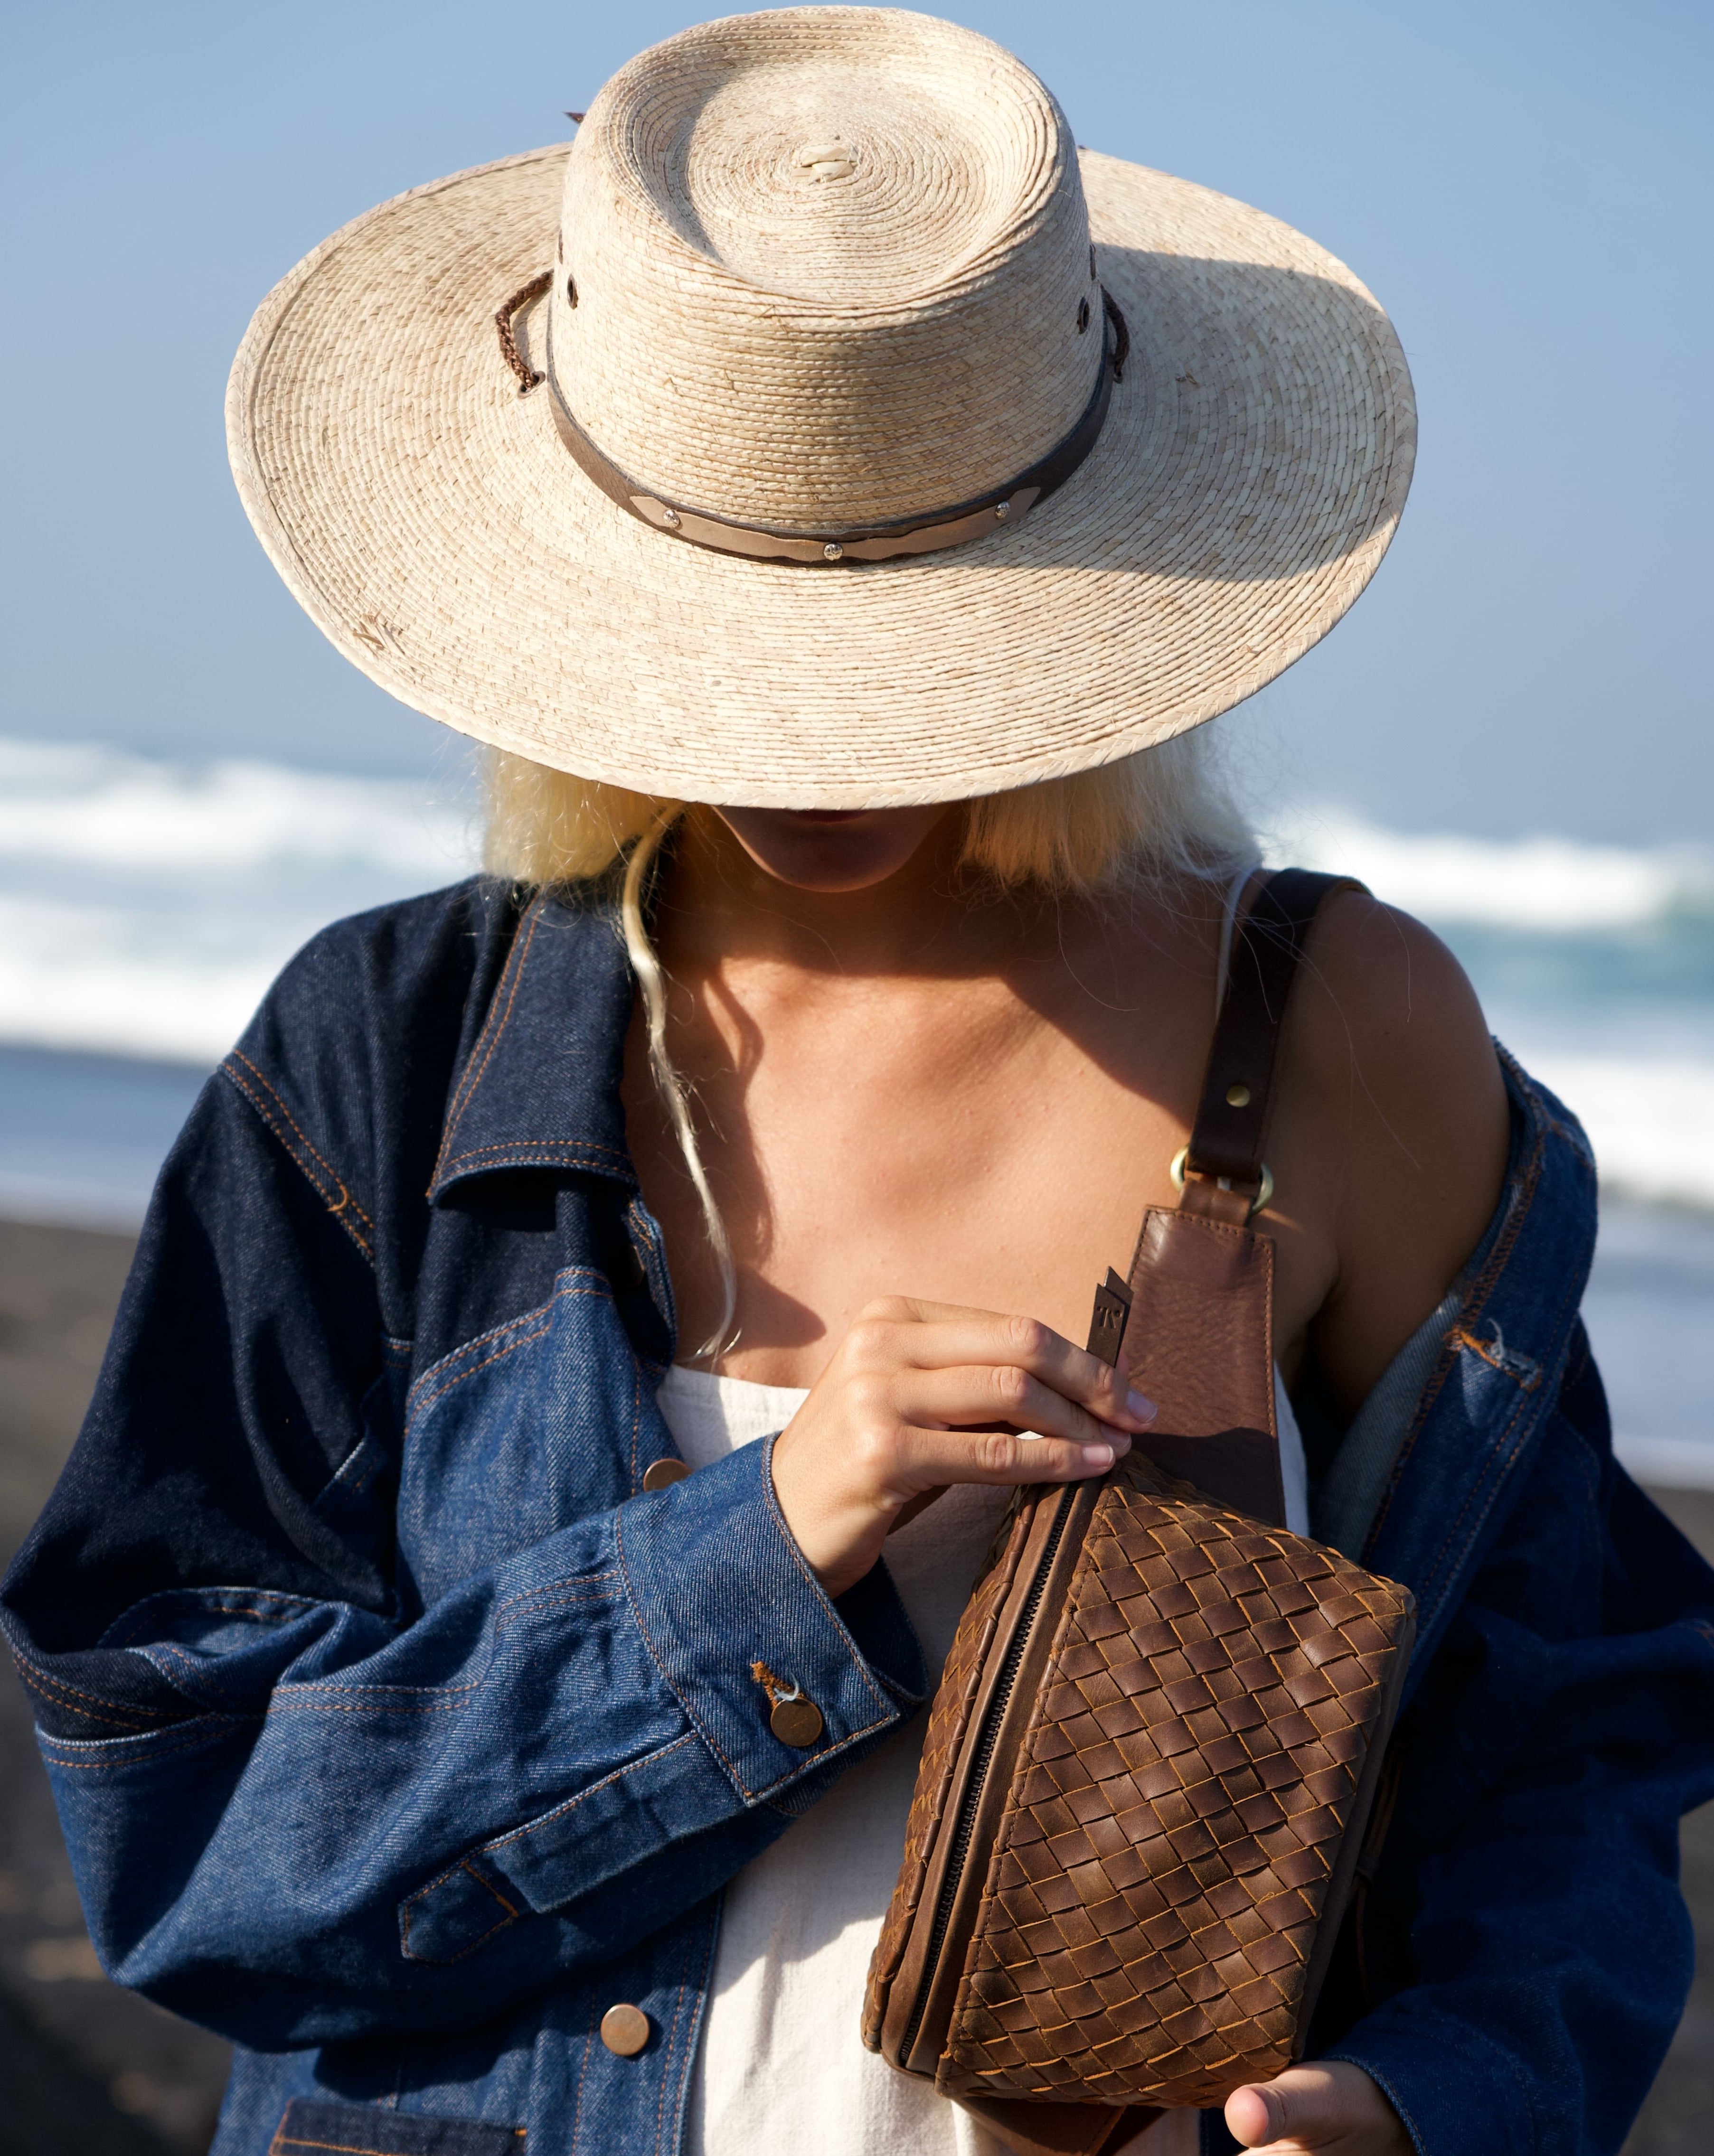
[227,7,1416,806]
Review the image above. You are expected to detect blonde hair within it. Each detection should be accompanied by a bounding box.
[483,738,1254,1359]
[484,732,1253,897]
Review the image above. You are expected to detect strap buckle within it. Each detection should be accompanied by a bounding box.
[1169,1147,1273,1221]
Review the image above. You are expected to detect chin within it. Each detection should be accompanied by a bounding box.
[716,805,952,892]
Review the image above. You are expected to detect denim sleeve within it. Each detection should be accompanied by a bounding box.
[1323,1376,1714,2156]
[0,1072,922,2050]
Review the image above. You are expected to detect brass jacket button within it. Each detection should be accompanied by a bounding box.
[600,2003,651,2056]
[770,1695,824,1747]
[641,1458,690,1491]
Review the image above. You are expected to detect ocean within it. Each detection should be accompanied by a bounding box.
[0,734,1708,1487]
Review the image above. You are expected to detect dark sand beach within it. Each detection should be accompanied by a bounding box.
[0,1216,1706,2154]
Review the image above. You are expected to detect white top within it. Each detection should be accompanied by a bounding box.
[658,1364,1309,2156]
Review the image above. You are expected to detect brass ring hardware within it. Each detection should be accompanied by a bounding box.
[1169,1146,1273,1220]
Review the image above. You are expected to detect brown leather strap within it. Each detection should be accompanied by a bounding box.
[1184,868,1366,1195]
[533,286,1129,567]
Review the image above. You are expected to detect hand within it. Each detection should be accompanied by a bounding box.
[770,1297,1157,1597]
[1224,2063,1411,2154]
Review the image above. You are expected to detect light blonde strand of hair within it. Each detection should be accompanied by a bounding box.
[620,810,738,1363]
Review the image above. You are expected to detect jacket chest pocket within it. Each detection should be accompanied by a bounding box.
[396,1269,666,1604]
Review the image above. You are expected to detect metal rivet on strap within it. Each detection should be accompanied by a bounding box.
[994,501,1010,521]
[1226,1083,1252,1108]
[662,508,681,529]
[822,542,843,561]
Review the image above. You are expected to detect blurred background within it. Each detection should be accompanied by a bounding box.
[0,1,1709,2148]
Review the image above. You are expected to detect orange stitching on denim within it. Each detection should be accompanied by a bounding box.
[18,1686,157,1733]
[433,897,547,1183]
[492,1569,617,1618]
[400,1902,517,1965]
[405,1280,612,1425]
[10,1659,173,1730]
[1363,1059,1549,1556]
[264,1697,464,1717]
[443,895,543,1132]
[226,1053,375,1228]
[264,1670,479,1701]
[614,1443,902,1802]
[324,1440,386,1501]
[398,1855,525,1965]
[652,1941,688,2147]
[404,1271,606,1409]
[274,2138,405,2156]
[1395,1083,1587,1614]
[1448,1321,1544,1389]
[433,1137,632,1172]
[102,1591,313,1649]
[42,1725,243,1770]
[477,1734,699,1857]
[273,2136,507,2156]
[462,1858,520,1918]
[492,1576,620,1632]
[221,1057,374,1262]
[407,1325,555,1421]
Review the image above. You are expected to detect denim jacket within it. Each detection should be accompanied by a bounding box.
[4,878,1711,2156]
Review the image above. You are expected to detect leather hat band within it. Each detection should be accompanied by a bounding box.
[531,291,1128,568]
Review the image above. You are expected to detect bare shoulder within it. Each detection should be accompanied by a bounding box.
[1291,888,1501,1111]
[1284,889,1510,1406]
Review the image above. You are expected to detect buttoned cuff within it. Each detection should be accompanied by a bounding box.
[616,1433,924,1802]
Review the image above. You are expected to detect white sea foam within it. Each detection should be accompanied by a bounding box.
[2,737,1714,1210]
[1270,806,1714,931]
[0,736,474,879]
[0,736,480,1065]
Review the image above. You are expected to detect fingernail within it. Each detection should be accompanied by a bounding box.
[1127,1388,1157,1424]
[1079,1444,1115,1471]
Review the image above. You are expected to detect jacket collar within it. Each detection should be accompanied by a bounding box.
[425,899,1602,1691]
[427,888,639,1202]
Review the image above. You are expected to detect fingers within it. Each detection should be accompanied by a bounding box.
[891,1420,1121,1491]
[845,1299,1157,1431]
[898,1362,1131,1447]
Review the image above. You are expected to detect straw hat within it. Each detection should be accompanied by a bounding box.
[227,6,1414,807]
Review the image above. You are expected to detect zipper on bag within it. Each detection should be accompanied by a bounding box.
[898,1479,1079,2066]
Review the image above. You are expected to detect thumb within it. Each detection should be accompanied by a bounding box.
[1224,2065,1347,2150]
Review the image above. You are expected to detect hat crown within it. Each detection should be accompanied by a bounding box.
[551,7,1102,532]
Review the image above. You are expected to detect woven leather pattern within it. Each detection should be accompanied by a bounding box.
[939,1461,1411,2108]
[861,1495,1037,2044]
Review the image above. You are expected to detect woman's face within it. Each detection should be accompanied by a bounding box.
[710,805,956,893]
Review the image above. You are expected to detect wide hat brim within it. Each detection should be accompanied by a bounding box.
[228,143,1414,808]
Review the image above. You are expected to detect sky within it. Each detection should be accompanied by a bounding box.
[2,0,1710,842]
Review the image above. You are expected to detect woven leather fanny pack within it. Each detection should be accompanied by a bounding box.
[862,871,1417,2156]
